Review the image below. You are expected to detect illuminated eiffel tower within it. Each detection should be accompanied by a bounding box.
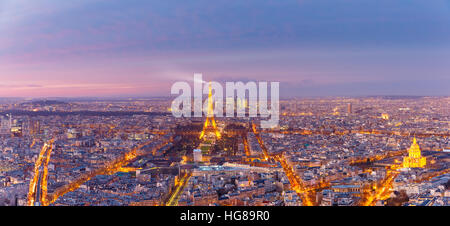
[199,82,221,140]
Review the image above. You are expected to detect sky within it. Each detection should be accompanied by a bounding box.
[0,0,449,97]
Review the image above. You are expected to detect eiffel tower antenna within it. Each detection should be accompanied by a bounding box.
[199,82,221,140]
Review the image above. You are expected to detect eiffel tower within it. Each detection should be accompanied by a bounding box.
[199,82,221,140]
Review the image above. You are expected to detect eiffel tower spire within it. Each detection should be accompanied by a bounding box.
[199,82,221,140]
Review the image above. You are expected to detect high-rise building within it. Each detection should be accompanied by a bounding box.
[0,114,11,135]
[193,149,202,162]
[347,103,352,114]
[30,120,40,135]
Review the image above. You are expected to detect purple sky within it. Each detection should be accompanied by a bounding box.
[1,0,449,97]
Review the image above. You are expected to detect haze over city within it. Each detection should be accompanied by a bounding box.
[1,0,450,97]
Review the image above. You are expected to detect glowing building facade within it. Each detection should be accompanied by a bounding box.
[402,137,426,168]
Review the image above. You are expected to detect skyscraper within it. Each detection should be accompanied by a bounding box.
[193,149,203,162]
[0,114,11,136]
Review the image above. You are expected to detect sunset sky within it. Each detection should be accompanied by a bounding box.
[1,0,449,97]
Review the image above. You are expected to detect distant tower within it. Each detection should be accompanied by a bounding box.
[347,103,352,114]
[402,137,426,168]
[199,82,221,140]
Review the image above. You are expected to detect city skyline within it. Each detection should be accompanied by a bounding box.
[1,0,450,97]
[1,96,448,207]
[0,0,448,212]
